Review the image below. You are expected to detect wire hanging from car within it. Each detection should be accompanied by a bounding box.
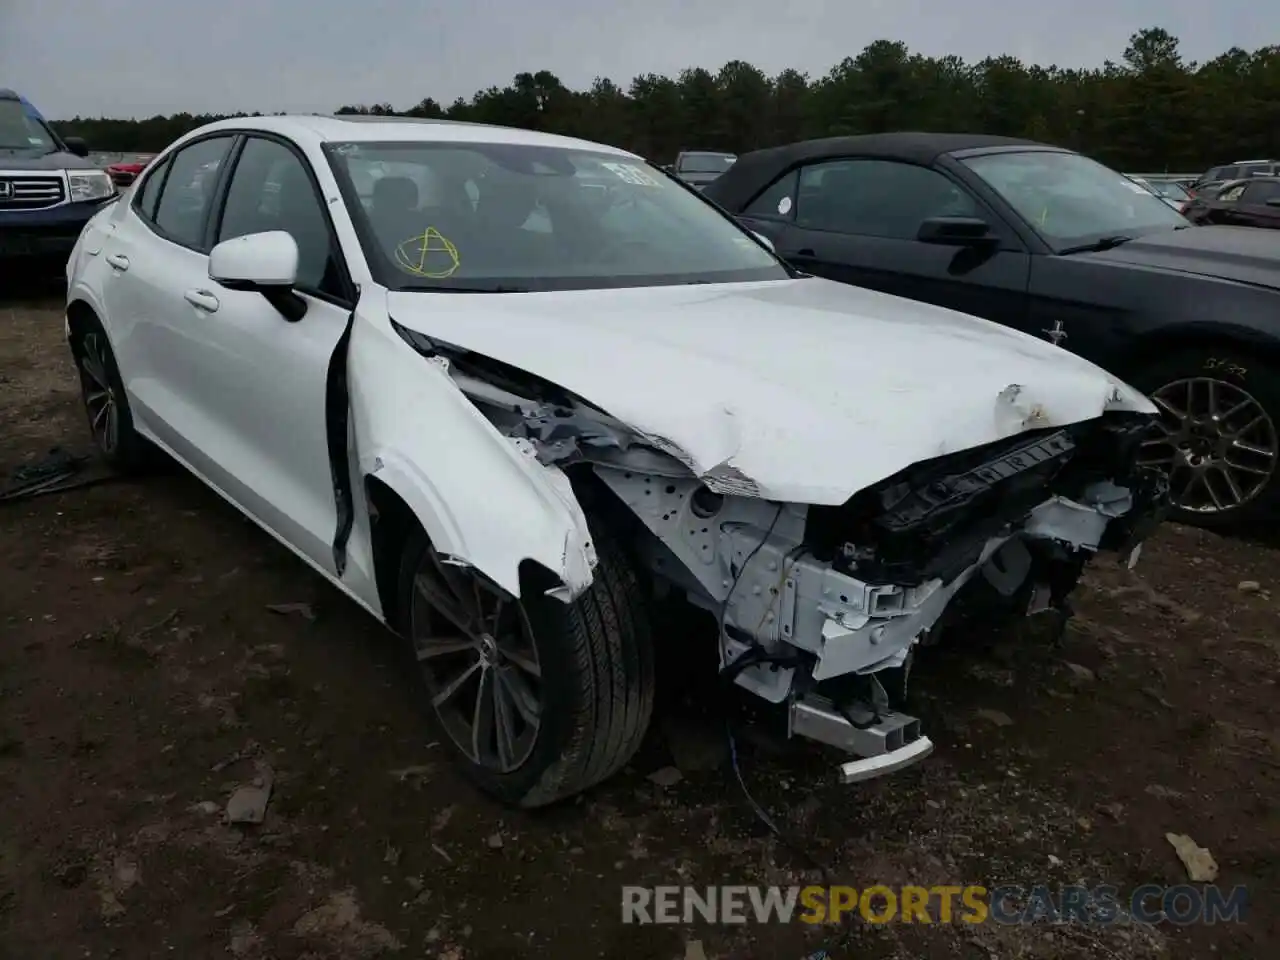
[712,502,857,958]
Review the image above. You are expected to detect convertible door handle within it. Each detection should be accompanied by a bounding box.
[105,253,130,271]
[183,288,220,312]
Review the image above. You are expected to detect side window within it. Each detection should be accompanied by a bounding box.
[152,136,234,248]
[1242,180,1280,204]
[793,159,979,239]
[132,156,171,222]
[217,136,340,295]
[1219,184,1247,203]
[744,170,799,220]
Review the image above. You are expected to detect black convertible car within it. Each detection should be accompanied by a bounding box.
[703,132,1280,528]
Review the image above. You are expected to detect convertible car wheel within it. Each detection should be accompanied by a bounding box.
[396,524,654,807]
[1133,347,1280,528]
[71,314,154,473]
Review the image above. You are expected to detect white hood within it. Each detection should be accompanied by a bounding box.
[387,277,1155,505]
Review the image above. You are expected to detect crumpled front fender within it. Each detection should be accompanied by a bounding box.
[348,315,597,602]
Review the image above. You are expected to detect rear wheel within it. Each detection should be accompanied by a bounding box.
[396,523,655,807]
[1131,347,1280,529]
[70,313,154,474]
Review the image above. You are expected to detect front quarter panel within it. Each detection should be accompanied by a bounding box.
[347,306,598,601]
[1027,254,1280,377]
[65,202,121,338]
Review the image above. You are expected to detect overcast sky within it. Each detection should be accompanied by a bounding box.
[1,0,1273,119]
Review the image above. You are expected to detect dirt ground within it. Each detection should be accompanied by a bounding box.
[1,286,1276,960]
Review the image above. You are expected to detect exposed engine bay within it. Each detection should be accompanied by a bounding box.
[394,321,1170,783]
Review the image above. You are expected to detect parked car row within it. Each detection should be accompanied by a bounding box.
[1181,176,1280,230]
[1196,158,1280,185]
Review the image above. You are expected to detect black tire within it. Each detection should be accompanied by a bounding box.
[395,521,655,808]
[69,311,155,474]
[1128,346,1280,529]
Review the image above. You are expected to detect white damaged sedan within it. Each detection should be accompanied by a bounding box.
[65,116,1168,806]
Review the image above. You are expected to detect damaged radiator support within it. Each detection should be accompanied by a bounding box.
[442,350,1164,785]
[590,449,1144,784]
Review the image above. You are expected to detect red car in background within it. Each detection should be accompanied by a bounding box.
[104,155,156,187]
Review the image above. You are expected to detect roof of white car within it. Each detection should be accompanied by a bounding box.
[193,114,636,158]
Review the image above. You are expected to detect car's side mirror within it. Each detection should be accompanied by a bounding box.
[751,231,775,253]
[62,136,89,158]
[916,216,996,246]
[210,231,298,287]
[209,231,307,321]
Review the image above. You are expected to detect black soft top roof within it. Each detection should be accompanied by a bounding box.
[704,131,1052,210]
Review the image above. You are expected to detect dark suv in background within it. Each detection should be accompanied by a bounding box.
[1195,159,1280,186]
[1,88,116,268]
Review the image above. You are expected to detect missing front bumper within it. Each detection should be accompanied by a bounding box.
[788,694,934,783]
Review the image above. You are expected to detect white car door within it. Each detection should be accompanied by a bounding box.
[99,134,238,454]
[162,133,358,576]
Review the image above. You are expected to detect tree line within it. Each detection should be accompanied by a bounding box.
[52,28,1280,173]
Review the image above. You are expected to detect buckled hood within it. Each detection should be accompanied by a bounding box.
[387,276,1155,504]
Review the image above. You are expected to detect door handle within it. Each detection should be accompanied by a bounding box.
[183,288,220,312]
[796,248,816,257]
[105,253,130,271]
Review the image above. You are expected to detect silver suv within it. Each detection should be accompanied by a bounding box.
[1199,159,1280,184]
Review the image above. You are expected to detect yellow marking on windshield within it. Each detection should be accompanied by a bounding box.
[394,227,460,279]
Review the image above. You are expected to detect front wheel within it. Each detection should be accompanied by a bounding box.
[1130,347,1280,529]
[395,524,655,808]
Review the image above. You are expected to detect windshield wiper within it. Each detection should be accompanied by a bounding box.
[1058,235,1136,255]
[398,283,531,293]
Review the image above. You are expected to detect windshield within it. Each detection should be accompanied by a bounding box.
[961,150,1187,250]
[679,153,736,174]
[326,141,784,292]
[0,99,57,153]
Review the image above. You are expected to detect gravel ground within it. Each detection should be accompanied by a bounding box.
[1,288,1276,959]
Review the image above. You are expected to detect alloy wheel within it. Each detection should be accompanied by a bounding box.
[1137,376,1278,514]
[78,332,120,456]
[409,547,542,773]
